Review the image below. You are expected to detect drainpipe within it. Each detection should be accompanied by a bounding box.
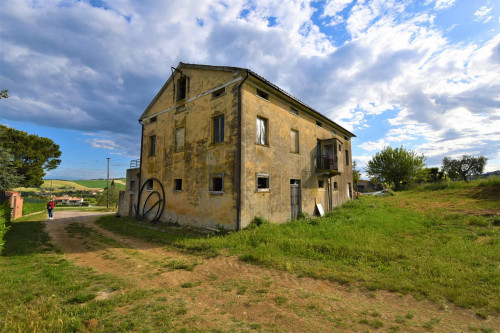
[236,70,249,231]
[136,119,144,218]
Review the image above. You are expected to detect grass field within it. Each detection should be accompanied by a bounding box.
[1,179,498,332]
[14,178,126,193]
[95,178,500,313]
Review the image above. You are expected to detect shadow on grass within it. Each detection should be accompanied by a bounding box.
[2,220,57,256]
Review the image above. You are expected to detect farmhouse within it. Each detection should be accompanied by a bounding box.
[119,63,355,230]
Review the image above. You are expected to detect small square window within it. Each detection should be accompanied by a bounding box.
[318,180,324,188]
[344,136,349,141]
[145,179,154,191]
[174,179,182,191]
[209,173,224,193]
[333,181,338,190]
[290,108,299,116]
[256,89,269,101]
[212,87,225,99]
[316,121,322,128]
[213,115,224,143]
[256,173,270,192]
[149,135,156,156]
[150,116,157,123]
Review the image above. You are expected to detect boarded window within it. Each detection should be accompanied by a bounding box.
[256,173,270,192]
[177,76,187,101]
[213,115,224,143]
[174,179,182,191]
[175,127,185,151]
[149,135,156,156]
[290,129,299,153]
[256,117,268,145]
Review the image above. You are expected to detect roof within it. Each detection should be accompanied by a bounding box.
[141,62,356,138]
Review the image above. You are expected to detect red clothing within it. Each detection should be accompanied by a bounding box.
[47,201,55,209]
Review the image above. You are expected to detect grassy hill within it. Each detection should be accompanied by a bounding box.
[14,178,126,193]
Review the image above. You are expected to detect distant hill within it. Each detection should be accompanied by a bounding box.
[14,178,126,193]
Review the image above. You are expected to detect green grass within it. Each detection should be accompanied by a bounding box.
[22,201,47,215]
[96,184,500,313]
[71,179,126,190]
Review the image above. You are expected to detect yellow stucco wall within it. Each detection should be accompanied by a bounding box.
[139,67,243,229]
[239,78,353,228]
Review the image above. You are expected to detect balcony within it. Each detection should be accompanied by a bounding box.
[317,154,338,172]
[316,138,342,175]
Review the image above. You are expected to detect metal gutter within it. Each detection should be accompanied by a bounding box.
[136,119,144,218]
[236,70,249,231]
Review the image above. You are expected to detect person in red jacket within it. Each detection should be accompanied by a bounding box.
[47,199,55,220]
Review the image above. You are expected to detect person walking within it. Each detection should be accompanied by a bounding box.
[47,199,55,220]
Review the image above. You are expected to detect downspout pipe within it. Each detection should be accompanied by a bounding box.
[236,70,249,231]
[136,119,144,218]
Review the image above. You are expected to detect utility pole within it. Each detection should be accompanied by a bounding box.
[106,157,110,210]
[50,179,53,198]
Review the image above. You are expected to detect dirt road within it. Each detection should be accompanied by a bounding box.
[44,211,497,332]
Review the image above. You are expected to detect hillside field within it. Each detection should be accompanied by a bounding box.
[14,179,126,193]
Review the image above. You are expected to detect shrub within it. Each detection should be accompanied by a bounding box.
[0,201,12,253]
[246,216,270,230]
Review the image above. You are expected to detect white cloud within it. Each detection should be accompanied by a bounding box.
[86,139,122,150]
[427,0,457,10]
[474,5,493,23]
[358,139,388,151]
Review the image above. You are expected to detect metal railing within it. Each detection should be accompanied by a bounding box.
[316,154,338,171]
[130,159,141,168]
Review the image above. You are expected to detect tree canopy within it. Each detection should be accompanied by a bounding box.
[0,125,61,188]
[365,146,426,191]
[442,155,487,182]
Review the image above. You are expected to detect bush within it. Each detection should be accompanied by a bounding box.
[246,216,270,230]
[0,201,12,253]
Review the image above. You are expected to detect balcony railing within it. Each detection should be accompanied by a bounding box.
[130,159,140,168]
[316,154,338,171]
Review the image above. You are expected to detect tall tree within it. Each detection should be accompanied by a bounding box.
[442,155,487,182]
[0,146,23,190]
[352,160,360,188]
[0,125,61,187]
[365,146,426,191]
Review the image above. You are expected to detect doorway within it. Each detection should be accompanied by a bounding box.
[290,179,301,220]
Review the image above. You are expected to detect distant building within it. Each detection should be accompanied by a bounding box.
[53,196,84,205]
[119,63,356,230]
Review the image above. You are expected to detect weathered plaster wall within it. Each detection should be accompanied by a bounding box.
[140,67,242,229]
[117,168,140,217]
[239,78,353,228]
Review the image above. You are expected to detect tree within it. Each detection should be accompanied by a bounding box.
[0,146,23,190]
[365,146,426,191]
[442,155,487,182]
[0,89,8,99]
[352,160,361,188]
[0,125,61,187]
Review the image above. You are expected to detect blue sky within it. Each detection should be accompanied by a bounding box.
[1,0,499,180]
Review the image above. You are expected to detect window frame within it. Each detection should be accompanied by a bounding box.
[345,149,349,166]
[212,114,225,144]
[256,116,269,146]
[175,126,185,152]
[212,87,226,99]
[174,178,183,191]
[256,89,269,101]
[209,173,224,194]
[176,76,187,101]
[145,179,154,191]
[149,135,156,156]
[290,128,299,153]
[333,181,338,190]
[256,172,271,192]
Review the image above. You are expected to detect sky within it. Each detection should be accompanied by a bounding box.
[1,0,499,180]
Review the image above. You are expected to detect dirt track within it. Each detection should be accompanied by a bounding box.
[44,211,498,332]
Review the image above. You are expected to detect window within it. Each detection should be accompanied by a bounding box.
[130,181,136,191]
[212,87,225,99]
[145,179,153,191]
[256,173,270,192]
[175,127,185,151]
[348,182,353,198]
[316,120,322,127]
[213,115,225,143]
[344,136,349,141]
[174,179,182,191]
[149,135,156,156]
[290,129,299,153]
[290,108,299,116]
[318,180,324,189]
[177,76,187,101]
[209,173,224,193]
[256,89,269,101]
[256,117,268,145]
[150,116,157,123]
[345,149,349,166]
[333,181,338,190]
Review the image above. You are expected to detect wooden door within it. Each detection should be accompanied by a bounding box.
[290,179,301,220]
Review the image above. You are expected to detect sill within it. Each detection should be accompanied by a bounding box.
[255,143,270,148]
[290,152,300,155]
[318,189,325,192]
[255,95,270,102]
[211,93,227,100]
[209,141,226,147]
[256,189,270,193]
[209,191,224,196]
